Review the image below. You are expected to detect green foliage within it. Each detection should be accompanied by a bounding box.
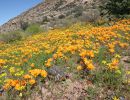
[92,67,124,89]
[0,23,44,43]
[101,0,130,17]
[25,24,43,35]
[94,46,108,64]
[0,31,23,43]
[85,86,99,99]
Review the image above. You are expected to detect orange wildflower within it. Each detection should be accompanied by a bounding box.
[40,70,47,78]
[77,65,83,71]
[30,63,35,68]
[23,74,32,79]
[29,79,36,85]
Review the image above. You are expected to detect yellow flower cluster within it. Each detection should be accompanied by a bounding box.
[23,74,32,79]
[3,79,26,91]
[29,69,47,78]
[0,59,6,66]
[0,19,130,92]
[3,69,47,90]
[45,58,53,67]
[108,58,119,70]
[83,58,95,70]
[79,50,94,58]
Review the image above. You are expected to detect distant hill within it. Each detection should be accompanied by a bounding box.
[0,0,104,33]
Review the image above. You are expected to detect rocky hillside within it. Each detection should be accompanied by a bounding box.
[0,0,104,33]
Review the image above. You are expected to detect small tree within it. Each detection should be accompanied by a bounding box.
[101,0,130,17]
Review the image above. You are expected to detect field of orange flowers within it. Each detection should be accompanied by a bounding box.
[0,19,130,99]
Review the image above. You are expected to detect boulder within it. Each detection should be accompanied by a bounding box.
[81,9,100,22]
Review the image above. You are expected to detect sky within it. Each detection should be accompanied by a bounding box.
[0,0,43,25]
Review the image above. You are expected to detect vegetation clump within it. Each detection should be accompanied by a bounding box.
[0,24,43,43]
[101,0,130,17]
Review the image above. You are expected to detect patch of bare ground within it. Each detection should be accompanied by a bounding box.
[29,75,89,100]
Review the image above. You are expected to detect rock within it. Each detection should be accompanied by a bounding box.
[119,96,125,100]
[41,87,48,94]
[47,65,66,81]
[122,56,130,63]
[81,9,100,22]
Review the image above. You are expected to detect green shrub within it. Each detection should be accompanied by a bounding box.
[0,31,23,43]
[92,67,124,89]
[0,24,43,43]
[101,0,130,17]
[25,24,42,35]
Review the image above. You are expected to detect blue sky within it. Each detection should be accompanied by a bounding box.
[0,0,42,25]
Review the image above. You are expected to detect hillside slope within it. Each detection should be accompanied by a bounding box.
[0,19,130,99]
[0,0,103,33]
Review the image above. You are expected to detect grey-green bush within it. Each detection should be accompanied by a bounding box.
[25,24,42,35]
[0,31,23,43]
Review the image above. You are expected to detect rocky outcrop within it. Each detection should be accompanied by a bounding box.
[0,0,104,33]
